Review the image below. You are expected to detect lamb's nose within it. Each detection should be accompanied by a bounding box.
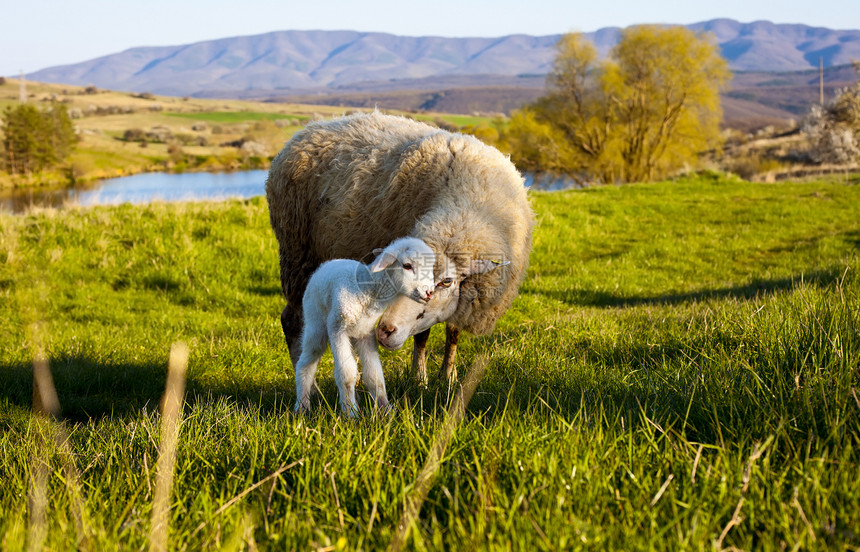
[424,290,434,301]
[377,323,396,341]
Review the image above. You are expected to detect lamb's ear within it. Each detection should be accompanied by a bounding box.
[466,259,510,276]
[370,251,398,272]
[372,248,384,255]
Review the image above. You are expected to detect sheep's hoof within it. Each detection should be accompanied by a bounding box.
[439,364,458,386]
[414,372,429,388]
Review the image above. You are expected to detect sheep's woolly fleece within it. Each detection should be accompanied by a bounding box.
[266,111,534,336]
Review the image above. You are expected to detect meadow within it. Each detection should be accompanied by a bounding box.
[0,78,495,190]
[1,175,859,550]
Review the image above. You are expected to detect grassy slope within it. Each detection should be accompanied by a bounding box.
[0,79,495,189]
[1,176,859,550]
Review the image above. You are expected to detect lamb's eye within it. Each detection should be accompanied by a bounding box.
[402,263,413,271]
[438,277,454,288]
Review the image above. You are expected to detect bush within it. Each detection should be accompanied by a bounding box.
[123,128,147,142]
[460,124,499,145]
[167,143,184,161]
[725,153,784,181]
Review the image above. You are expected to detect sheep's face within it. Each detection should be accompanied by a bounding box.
[376,254,508,350]
[369,237,436,305]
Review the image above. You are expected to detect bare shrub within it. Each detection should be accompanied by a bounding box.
[803,103,860,164]
[240,140,267,157]
[146,126,173,143]
[802,64,860,165]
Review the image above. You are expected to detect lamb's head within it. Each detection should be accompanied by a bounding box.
[369,237,436,304]
[375,250,509,350]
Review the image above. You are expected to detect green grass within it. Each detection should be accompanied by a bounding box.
[166,111,311,124]
[1,176,859,550]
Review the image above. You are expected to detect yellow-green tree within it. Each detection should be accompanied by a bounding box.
[504,26,730,183]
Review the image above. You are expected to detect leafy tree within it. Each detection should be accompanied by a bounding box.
[500,108,581,177]
[504,26,730,183]
[1,103,77,175]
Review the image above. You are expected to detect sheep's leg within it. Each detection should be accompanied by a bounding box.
[357,335,390,411]
[330,330,360,416]
[440,325,460,383]
[294,321,327,413]
[411,328,431,386]
[281,304,304,370]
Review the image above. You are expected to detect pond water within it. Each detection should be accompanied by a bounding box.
[0,170,579,214]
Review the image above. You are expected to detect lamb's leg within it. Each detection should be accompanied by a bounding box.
[357,334,389,411]
[330,330,360,416]
[440,324,460,383]
[294,321,327,413]
[411,328,431,386]
[281,304,304,370]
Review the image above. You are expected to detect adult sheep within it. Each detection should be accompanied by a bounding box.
[266,111,533,384]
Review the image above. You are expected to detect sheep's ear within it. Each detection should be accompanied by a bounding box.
[466,259,510,276]
[370,251,398,272]
[372,248,384,255]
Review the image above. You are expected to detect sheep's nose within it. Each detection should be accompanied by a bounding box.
[377,323,396,341]
[423,290,433,301]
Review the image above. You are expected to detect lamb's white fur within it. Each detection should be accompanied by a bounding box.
[294,237,435,415]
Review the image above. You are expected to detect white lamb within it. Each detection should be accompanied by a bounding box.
[294,237,435,415]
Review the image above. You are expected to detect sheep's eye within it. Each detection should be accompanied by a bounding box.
[438,278,454,288]
[402,263,413,271]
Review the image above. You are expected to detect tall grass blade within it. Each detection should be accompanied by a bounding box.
[148,342,188,552]
[388,356,488,552]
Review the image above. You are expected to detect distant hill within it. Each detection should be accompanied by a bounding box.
[24,20,860,100]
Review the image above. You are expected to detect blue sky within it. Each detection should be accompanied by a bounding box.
[3,0,860,76]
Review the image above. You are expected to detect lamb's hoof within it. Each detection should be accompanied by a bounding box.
[374,400,394,418]
[340,404,360,418]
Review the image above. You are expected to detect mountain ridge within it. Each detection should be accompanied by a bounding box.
[24,20,860,99]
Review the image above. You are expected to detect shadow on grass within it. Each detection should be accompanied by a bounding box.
[0,339,847,451]
[0,355,293,423]
[845,230,860,250]
[534,265,849,308]
[1,263,852,448]
[245,284,282,297]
